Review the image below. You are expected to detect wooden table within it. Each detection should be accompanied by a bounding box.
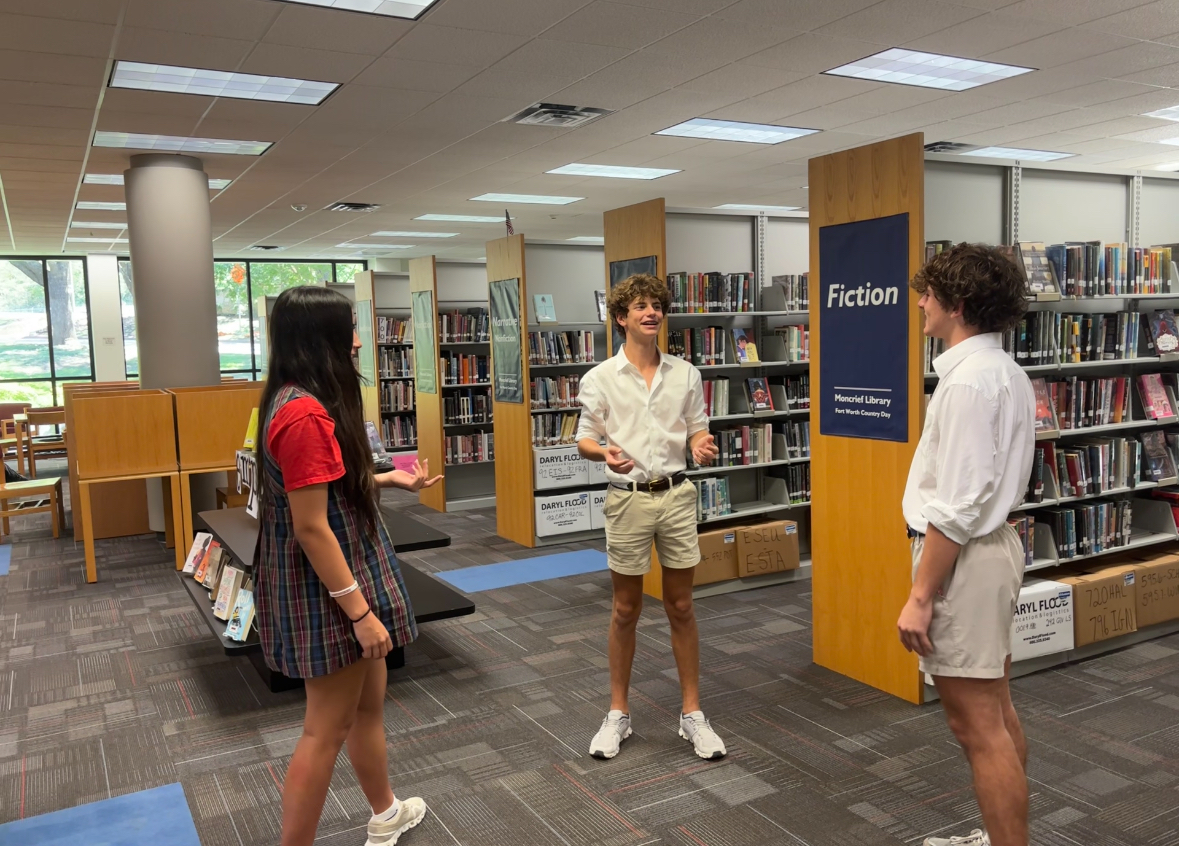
[186,507,471,692]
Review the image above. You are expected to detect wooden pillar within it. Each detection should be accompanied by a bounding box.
[354,270,381,428]
[809,133,927,704]
[410,256,446,512]
[603,198,668,355]
[486,234,535,546]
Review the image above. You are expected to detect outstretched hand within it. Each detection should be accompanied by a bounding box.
[691,433,719,466]
[605,445,635,475]
[378,459,443,492]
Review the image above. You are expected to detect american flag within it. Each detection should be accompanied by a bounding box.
[505,209,514,236]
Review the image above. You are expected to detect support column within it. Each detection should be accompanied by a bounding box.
[124,154,220,389]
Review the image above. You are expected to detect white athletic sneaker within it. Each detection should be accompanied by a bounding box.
[589,710,632,759]
[923,829,989,846]
[365,797,427,846]
[679,711,727,760]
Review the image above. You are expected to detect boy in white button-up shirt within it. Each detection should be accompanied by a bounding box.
[576,273,727,762]
[898,244,1035,846]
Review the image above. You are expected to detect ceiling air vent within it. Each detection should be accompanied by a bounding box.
[248,245,283,251]
[509,103,613,129]
[326,202,381,213]
[924,141,980,154]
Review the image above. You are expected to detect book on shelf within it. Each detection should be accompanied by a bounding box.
[776,420,810,459]
[766,275,809,311]
[532,411,581,447]
[376,316,411,344]
[594,290,607,323]
[243,408,259,451]
[703,377,729,417]
[182,532,213,575]
[213,566,246,620]
[773,325,810,362]
[1043,242,1173,298]
[533,294,557,323]
[225,581,255,642]
[1140,430,1178,484]
[667,271,754,313]
[382,416,416,449]
[1052,438,1142,499]
[441,352,490,385]
[530,375,581,409]
[379,346,414,378]
[1043,499,1133,559]
[1031,378,1060,435]
[781,374,810,410]
[732,328,759,363]
[445,431,494,464]
[1148,310,1179,358]
[668,326,729,366]
[1008,514,1035,570]
[1046,375,1131,430]
[1137,373,1176,421]
[695,476,733,520]
[925,240,952,264]
[445,388,493,424]
[379,380,415,412]
[439,307,490,343]
[1014,242,1061,299]
[697,423,773,468]
[1025,446,1046,504]
[192,540,221,583]
[768,462,811,503]
[528,330,595,365]
[746,377,774,414]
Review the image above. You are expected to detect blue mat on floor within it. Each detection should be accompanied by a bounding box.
[0,545,10,576]
[436,549,608,593]
[0,783,200,846]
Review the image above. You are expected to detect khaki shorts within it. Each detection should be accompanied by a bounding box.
[603,479,699,576]
[911,523,1024,680]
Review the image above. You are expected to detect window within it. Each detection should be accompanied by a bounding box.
[119,260,365,380]
[0,258,93,406]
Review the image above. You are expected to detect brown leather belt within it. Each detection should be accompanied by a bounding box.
[611,472,687,493]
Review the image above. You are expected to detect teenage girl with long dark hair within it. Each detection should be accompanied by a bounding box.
[254,286,441,846]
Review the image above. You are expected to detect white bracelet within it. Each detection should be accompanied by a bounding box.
[329,581,359,598]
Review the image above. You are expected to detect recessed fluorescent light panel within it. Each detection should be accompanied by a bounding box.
[93,131,271,156]
[546,163,680,180]
[1155,162,1179,172]
[1159,136,1179,147]
[336,243,416,249]
[471,193,583,205]
[964,146,1074,161]
[824,48,1034,91]
[76,201,126,211]
[1144,105,1179,122]
[371,231,458,238]
[278,0,439,19]
[84,173,232,189]
[71,221,126,229]
[111,61,338,106]
[567,236,604,243]
[68,237,128,244]
[715,204,801,212]
[415,214,504,223]
[656,119,818,145]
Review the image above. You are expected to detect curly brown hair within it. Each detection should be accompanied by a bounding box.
[608,273,670,336]
[910,243,1027,333]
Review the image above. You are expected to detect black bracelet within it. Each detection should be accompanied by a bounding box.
[349,608,372,625]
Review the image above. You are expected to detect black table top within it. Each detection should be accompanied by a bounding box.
[188,506,471,656]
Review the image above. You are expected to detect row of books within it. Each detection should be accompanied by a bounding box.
[696,476,733,520]
[667,271,755,313]
[1025,439,1143,504]
[1043,500,1134,559]
[445,431,494,465]
[779,463,811,504]
[528,330,595,365]
[769,274,809,312]
[533,412,581,447]
[439,308,489,343]
[531,375,581,409]
[780,420,811,459]
[705,424,774,467]
[182,533,255,643]
[1040,242,1173,298]
[379,347,413,378]
[1032,373,1179,434]
[1008,514,1035,570]
[777,326,810,362]
[380,381,414,413]
[669,326,731,365]
[444,389,491,425]
[441,353,489,385]
[377,316,411,344]
[382,416,416,449]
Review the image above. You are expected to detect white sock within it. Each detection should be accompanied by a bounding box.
[372,798,400,822]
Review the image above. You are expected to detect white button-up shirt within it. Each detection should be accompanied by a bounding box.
[575,346,709,484]
[902,332,1036,546]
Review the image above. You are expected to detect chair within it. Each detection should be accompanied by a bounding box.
[22,407,67,479]
[0,476,64,539]
[0,403,30,476]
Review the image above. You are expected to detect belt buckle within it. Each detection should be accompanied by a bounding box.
[649,476,669,492]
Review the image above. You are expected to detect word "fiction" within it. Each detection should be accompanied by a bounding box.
[826,283,899,308]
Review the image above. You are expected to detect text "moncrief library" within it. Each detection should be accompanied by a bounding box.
[826,283,899,308]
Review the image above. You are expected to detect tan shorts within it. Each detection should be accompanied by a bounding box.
[911,523,1025,680]
[603,479,699,576]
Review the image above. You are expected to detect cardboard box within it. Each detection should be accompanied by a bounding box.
[534,491,591,537]
[586,457,608,484]
[534,445,589,490]
[735,520,800,578]
[1011,579,1074,662]
[696,528,739,586]
[590,489,607,531]
[1129,553,1179,629]
[1059,564,1137,647]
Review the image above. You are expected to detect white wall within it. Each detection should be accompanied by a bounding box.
[438,262,488,304]
[1141,178,1179,246]
[524,244,604,323]
[765,217,809,277]
[1020,169,1128,245]
[85,254,127,382]
[925,161,1005,245]
[667,214,754,274]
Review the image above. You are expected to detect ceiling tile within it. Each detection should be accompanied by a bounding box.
[903,10,1065,54]
[0,143,84,162]
[423,0,591,36]
[388,25,529,67]
[125,0,281,40]
[645,16,802,61]
[0,0,125,24]
[2,104,94,130]
[549,51,707,110]
[453,67,578,104]
[716,0,883,29]
[566,0,733,14]
[1085,117,1174,139]
[1000,0,1158,25]
[352,57,480,93]
[742,33,885,75]
[237,43,375,84]
[0,123,89,146]
[494,38,632,81]
[1064,41,1179,79]
[816,0,987,44]
[1117,61,1179,89]
[710,75,880,123]
[0,50,106,86]
[0,81,95,109]
[986,26,1139,69]
[95,111,211,137]
[115,27,256,69]
[678,65,808,99]
[541,2,702,48]
[1082,0,1179,38]
[264,4,414,55]
[1035,79,1163,108]
[0,13,114,58]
